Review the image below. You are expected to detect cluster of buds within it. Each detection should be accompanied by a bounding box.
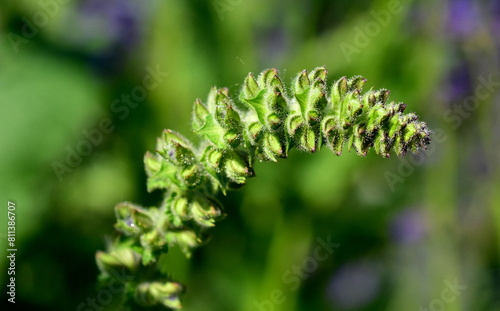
[193,67,430,189]
[322,75,430,157]
[96,67,431,310]
[96,248,184,309]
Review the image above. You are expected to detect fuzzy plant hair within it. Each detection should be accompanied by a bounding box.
[95,67,431,310]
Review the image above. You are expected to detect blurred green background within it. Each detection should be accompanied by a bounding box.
[0,0,499,310]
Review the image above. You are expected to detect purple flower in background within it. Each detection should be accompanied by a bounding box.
[61,0,149,73]
[326,261,381,309]
[257,26,290,68]
[390,208,427,245]
[78,0,142,50]
[446,0,480,39]
[443,63,473,105]
[485,0,500,40]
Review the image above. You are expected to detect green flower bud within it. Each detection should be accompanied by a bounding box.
[268,113,281,126]
[363,91,378,107]
[158,130,196,167]
[207,147,224,168]
[157,130,206,188]
[192,98,210,130]
[171,196,189,219]
[374,89,390,104]
[396,103,407,113]
[297,126,318,153]
[241,72,260,99]
[206,86,218,110]
[140,229,166,255]
[96,248,141,275]
[393,135,407,156]
[224,152,254,185]
[321,116,336,136]
[366,105,388,132]
[293,68,327,121]
[306,90,327,120]
[215,89,242,129]
[374,131,390,157]
[190,195,222,228]
[248,122,263,140]
[200,146,225,192]
[286,114,304,135]
[388,114,404,138]
[295,70,310,94]
[338,91,359,121]
[226,106,243,130]
[224,130,240,146]
[403,122,418,144]
[347,97,364,120]
[309,66,327,82]
[144,152,178,192]
[179,164,203,187]
[309,67,327,105]
[331,76,348,103]
[308,110,320,122]
[135,281,183,309]
[269,91,288,119]
[144,151,161,177]
[261,132,286,161]
[403,112,419,124]
[347,76,367,92]
[115,202,153,235]
[165,229,201,256]
[258,68,281,90]
[350,124,368,156]
[323,124,344,155]
[201,146,224,174]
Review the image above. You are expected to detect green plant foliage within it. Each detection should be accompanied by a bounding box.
[96,67,431,309]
